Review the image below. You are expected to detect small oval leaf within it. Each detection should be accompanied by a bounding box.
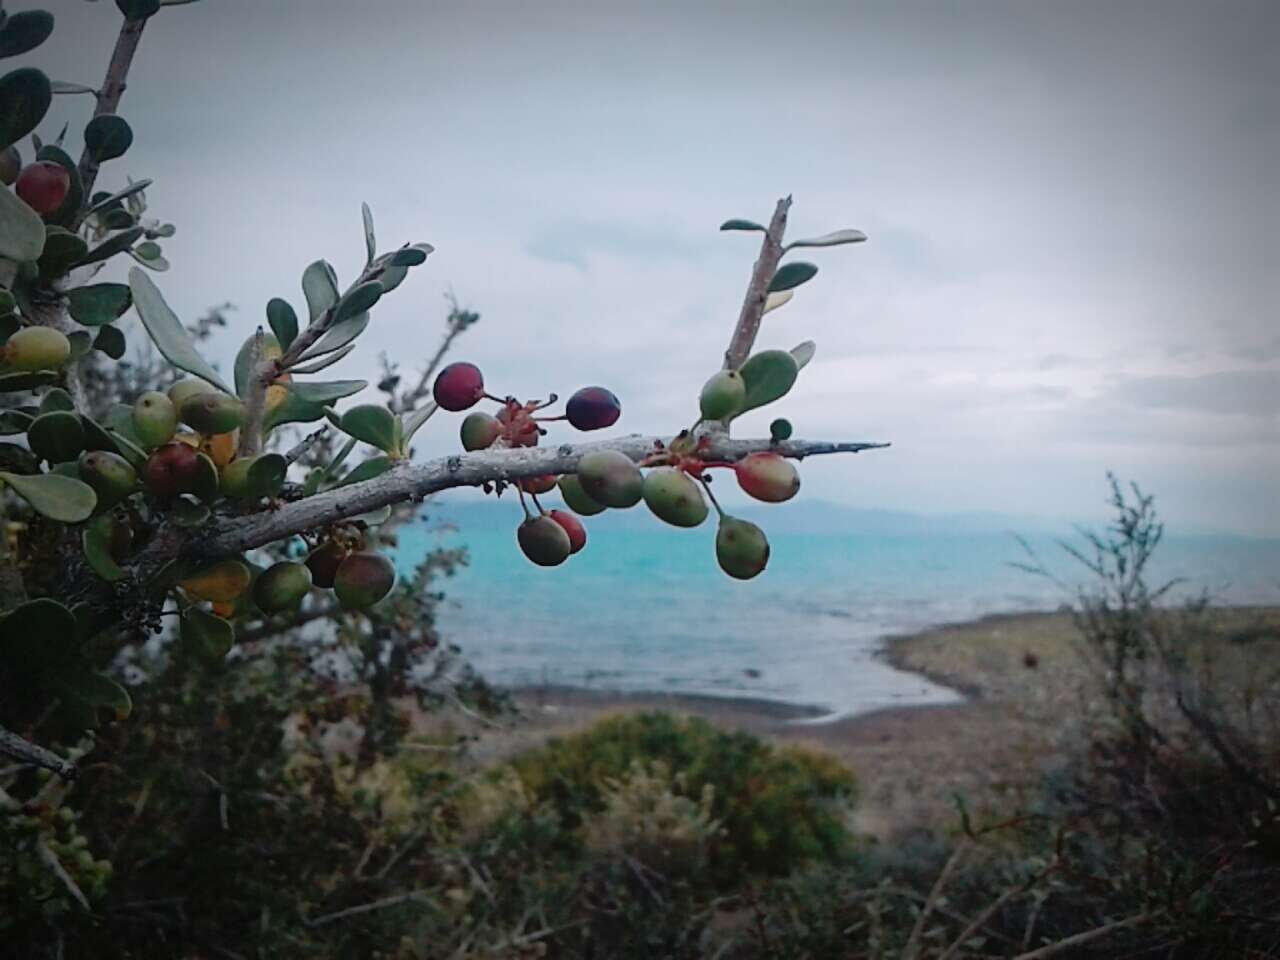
[83,516,125,582]
[266,297,297,351]
[337,455,393,488]
[129,268,232,392]
[284,379,367,405]
[0,164,47,261]
[0,469,97,521]
[361,202,376,265]
[767,262,819,293]
[790,340,816,370]
[333,280,382,323]
[180,608,234,665]
[302,259,339,324]
[0,67,52,150]
[67,282,132,326]
[734,349,800,417]
[83,114,133,162]
[0,11,56,59]
[338,404,397,453]
[762,290,793,316]
[720,218,766,232]
[785,228,867,250]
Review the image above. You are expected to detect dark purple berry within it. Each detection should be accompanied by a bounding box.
[566,386,621,431]
[433,362,485,412]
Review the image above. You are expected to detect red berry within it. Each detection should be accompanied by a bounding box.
[548,509,587,554]
[735,452,800,503]
[15,161,70,215]
[519,474,557,494]
[433,362,485,411]
[141,441,201,498]
[565,386,621,431]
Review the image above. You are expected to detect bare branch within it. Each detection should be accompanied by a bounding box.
[394,296,479,413]
[1012,912,1154,960]
[36,838,91,911]
[75,15,149,209]
[303,890,432,928]
[283,426,329,465]
[0,726,78,781]
[723,197,792,370]
[173,434,887,563]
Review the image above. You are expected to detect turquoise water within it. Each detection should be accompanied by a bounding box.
[394,502,1280,718]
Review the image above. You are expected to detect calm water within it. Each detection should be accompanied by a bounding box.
[394,504,1280,718]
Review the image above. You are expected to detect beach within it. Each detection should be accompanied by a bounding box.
[457,606,1280,837]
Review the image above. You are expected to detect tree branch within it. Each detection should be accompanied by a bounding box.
[75,15,148,209]
[0,726,78,781]
[723,197,792,369]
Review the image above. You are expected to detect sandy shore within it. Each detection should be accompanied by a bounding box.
[454,606,1280,838]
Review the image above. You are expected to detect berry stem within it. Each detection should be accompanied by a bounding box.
[515,485,533,521]
[698,475,726,519]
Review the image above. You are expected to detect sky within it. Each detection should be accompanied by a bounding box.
[31,0,1280,535]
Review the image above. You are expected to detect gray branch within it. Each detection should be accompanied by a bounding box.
[180,434,888,561]
[0,726,78,781]
[723,197,792,370]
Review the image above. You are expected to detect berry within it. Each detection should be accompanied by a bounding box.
[576,450,643,508]
[253,561,313,614]
[132,391,177,449]
[219,457,254,500]
[460,411,502,451]
[735,452,800,503]
[179,559,252,602]
[142,441,200,497]
[517,515,571,566]
[548,509,587,554]
[333,551,396,609]
[305,541,348,589]
[518,474,557,494]
[566,386,621,431]
[642,467,708,528]
[699,370,746,420]
[433,362,485,411]
[78,450,137,508]
[557,474,606,516]
[715,517,770,580]
[168,377,214,410]
[179,391,244,435]
[1,326,70,371]
[14,161,70,215]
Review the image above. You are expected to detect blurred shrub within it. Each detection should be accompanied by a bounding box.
[505,711,856,881]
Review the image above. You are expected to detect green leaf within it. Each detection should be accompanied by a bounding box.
[50,80,97,96]
[767,262,819,293]
[0,11,55,59]
[784,228,866,251]
[338,404,398,453]
[0,598,76,674]
[322,435,358,480]
[261,391,327,432]
[0,469,96,521]
[83,179,151,218]
[0,371,58,392]
[128,246,169,271]
[401,401,438,443]
[0,409,34,434]
[37,225,89,276]
[288,342,353,375]
[75,225,145,268]
[388,246,426,267]
[67,283,132,326]
[266,297,297,350]
[734,349,799,416]
[93,324,126,359]
[0,166,47,261]
[66,329,92,361]
[284,379,366,405]
[59,670,132,722]
[720,219,766,232]
[192,452,218,504]
[377,262,408,293]
[337,455,393,488]
[129,268,232,392]
[107,429,146,468]
[180,608,234,665]
[83,114,132,162]
[38,388,74,414]
[333,280,382,323]
[302,259,339,324]
[82,516,125,582]
[247,452,287,498]
[116,0,162,19]
[0,67,51,149]
[361,202,376,266]
[295,311,368,363]
[762,290,793,316]
[170,493,210,526]
[27,410,83,464]
[790,340,816,370]
[79,415,120,453]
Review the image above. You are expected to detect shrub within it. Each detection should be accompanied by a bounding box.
[505,711,856,881]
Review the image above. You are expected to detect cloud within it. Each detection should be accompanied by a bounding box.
[1108,370,1280,418]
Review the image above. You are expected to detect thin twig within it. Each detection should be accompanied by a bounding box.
[1012,912,1154,960]
[903,839,969,960]
[284,426,329,465]
[303,890,432,928]
[36,838,91,911]
[75,15,148,209]
[0,726,78,780]
[723,197,792,369]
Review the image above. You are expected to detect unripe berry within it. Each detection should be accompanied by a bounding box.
[78,450,137,508]
[548,509,587,554]
[305,541,348,589]
[132,391,178,449]
[333,551,396,609]
[0,146,20,186]
[734,452,800,503]
[459,411,502,451]
[699,370,746,420]
[219,457,254,500]
[557,473,606,516]
[141,441,200,497]
[433,362,485,411]
[517,515,572,566]
[565,386,621,431]
[179,391,244,436]
[715,516,770,580]
[642,467,708,528]
[576,450,642,508]
[167,377,214,410]
[253,561,313,614]
[179,559,252,603]
[1,326,70,371]
[14,161,70,215]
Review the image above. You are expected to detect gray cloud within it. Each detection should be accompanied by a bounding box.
[1109,371,1280,418]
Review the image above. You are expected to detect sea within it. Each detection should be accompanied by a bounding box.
[392,499,1280,719]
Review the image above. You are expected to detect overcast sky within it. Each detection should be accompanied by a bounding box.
[35,0,1280,534]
